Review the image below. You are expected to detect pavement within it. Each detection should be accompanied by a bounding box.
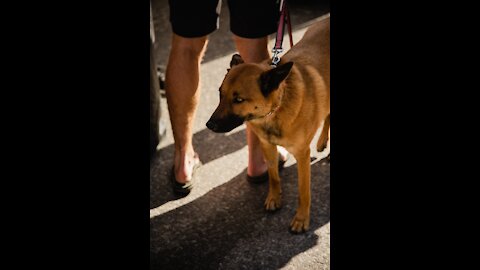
[150,1,330,269]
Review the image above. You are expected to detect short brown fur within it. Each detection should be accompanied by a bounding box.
[208,15,330,233]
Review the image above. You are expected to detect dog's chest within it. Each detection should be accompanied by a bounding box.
[260,123,283,144]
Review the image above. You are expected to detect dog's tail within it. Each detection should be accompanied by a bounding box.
[316,114,330,153]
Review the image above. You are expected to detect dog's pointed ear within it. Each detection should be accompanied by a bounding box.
[230,54,244,68]
[259,62,294,96]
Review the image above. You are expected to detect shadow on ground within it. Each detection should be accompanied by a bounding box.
[150,128,247,208]
[150,152,330,269]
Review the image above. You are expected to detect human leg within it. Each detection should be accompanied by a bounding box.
[165,34,207,184]
[233,35,289,178]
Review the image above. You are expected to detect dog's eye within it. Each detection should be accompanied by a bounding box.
[233,97,245,104]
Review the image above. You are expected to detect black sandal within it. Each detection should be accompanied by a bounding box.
[246,156,288,184]
[170,154,202,196]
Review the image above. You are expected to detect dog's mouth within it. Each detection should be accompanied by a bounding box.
[206,114,245,133]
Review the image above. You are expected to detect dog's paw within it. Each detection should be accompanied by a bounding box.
[289,213,310,233]
[317,141,328,153]
[264,193,282,211]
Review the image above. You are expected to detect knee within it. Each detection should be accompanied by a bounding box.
[233,35,269,62]
[171,34,208,60]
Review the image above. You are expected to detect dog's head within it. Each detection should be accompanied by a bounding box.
[206,54,293,133]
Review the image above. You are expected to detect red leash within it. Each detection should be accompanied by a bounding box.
[271,0,293,67]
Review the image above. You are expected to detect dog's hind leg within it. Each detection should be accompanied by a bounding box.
[316,114,330,152]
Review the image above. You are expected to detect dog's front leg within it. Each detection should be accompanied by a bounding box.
[290,147,311,233]
[260,141,282,211]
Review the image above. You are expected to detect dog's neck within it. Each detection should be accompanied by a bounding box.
[265,86,285,118]
[249,62,295,122]
[264,65,303,124]
[253,83,285,120]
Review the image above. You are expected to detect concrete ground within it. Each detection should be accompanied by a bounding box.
[150,1,330,269]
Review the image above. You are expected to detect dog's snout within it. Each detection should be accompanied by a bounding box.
[206,119,218,131]
[207,114,245,133]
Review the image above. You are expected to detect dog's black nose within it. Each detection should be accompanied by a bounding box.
[206,120,217,131]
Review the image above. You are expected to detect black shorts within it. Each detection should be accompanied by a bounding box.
[169,0,280,38]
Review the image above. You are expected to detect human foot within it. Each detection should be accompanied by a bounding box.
[173,150,201,184]
[247,146,289,183]
[171,151,201,195]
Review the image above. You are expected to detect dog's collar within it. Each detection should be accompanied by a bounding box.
[263,104,280,118]
[259,87,284,119]
[248,104,280,121]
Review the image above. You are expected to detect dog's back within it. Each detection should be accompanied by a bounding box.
[283,14,330,89]
[279,14,330,153]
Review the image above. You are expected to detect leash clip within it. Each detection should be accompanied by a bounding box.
[271,48,283,67]
[271,0,292,67]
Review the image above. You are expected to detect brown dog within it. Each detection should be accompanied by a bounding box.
[206,15,330,233]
